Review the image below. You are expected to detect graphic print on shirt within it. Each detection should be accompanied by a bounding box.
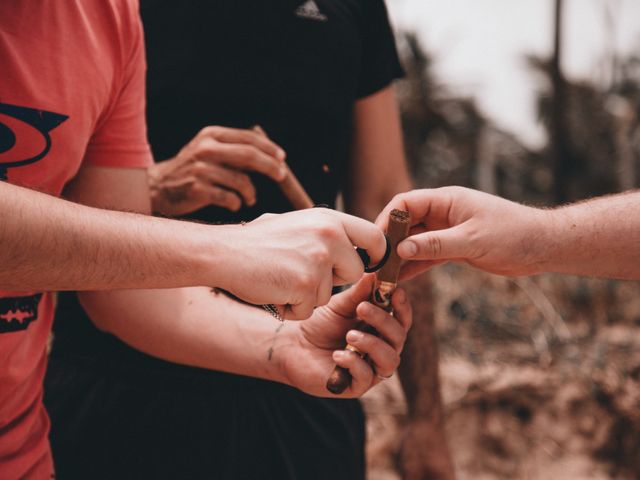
[0,102,69,181]
[0,293,43,334]
[295,0,328,22]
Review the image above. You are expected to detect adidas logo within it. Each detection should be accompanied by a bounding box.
[295,0,328,22]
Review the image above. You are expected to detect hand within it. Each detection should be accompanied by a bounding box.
[277,275,412,398]
[149,126,287,216]
[218,208,388,319]
[377,187,548,280]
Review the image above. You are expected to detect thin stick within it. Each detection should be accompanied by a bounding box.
[326,209,410,395]
[253,125,313,210]
[278,164,314,210]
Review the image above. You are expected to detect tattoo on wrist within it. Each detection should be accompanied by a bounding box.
[267,322,285,361]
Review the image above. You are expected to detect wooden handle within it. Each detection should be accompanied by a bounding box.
[325,209,410,394]
[279,164,314,210]
[253,125,314,210]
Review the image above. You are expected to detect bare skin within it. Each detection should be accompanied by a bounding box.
[0,172,386,319]
[81,275,411,398]
[380,186,640,280]
[67,164,409,397]
[117,86,453,475]
[149,126,288,215]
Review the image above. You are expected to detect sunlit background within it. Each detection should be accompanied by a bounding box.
[363,2,640,479]
[389,0,640,147]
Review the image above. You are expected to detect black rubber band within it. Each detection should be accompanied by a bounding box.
[357,235,391,274]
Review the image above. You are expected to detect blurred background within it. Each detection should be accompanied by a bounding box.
[363,1,640,478]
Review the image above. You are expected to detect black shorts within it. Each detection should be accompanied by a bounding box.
[44,351,365,480]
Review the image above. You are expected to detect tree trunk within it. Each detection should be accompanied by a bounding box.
[476,126,497,194]
[397,274,456,480]
[551,0,572,204]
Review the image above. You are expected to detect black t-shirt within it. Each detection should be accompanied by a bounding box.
[48,1,403,479]
[143,0,404,221]
[52,0,404,367]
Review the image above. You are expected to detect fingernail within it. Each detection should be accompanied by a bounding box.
[399,241,417,258]
[248,197,256,207]
[333,350,347,361]
[277,149,286,162]
[347,330,364,343]
[278,166,288,181]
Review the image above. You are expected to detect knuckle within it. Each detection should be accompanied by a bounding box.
[309,245,331,265]
[192,160,209,175]
[313,220,340,241]
[256,212,275,222]
[189,182,206,197]
[195,139,220,157]
[425,235,442,257]
[296,272,317,293]
[201,125,222,138]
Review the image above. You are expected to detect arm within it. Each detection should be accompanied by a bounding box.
[81,275,411,398]
[345,85,413,220]
[0,169,386,318]
[381,186,640,280]
[72,165,410,396]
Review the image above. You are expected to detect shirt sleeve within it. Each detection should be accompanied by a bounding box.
[356,0,405,99]
[84,6,153,169]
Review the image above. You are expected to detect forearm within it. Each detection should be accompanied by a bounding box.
[538,191,640,279]
[78,287,289,382]
[347,86,413,222]
[0,181,229,291]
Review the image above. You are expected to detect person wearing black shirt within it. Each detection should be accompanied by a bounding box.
[44,1,438,479]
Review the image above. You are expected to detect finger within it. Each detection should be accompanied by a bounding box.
[199,163,257,206]
[344,331,399,379]
[191,182,242,212]
[216,143,287,182]
[326,274,375,318]
[398,260,445,281]
[332,350,374,396]
[331,241,368,286]
[315,269,333,308]
[376,188,460,231]
[252,125,268,137]
[201,125,286,162]
[356,300,408,352]
[398,224,470,261]
[329,211,387,271]
[390,288,413,332]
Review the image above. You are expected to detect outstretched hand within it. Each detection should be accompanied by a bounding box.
[276,274,412,398]
[377,187,548,280]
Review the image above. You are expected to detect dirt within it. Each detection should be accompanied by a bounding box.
[364,265,640,480]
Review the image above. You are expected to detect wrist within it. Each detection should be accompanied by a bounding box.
[526,206,563,275]
[184,222,238,288]
[264,321,299,387]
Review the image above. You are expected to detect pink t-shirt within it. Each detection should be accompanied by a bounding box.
[0,1,153,477]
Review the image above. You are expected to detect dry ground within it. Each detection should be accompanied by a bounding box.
[364,265,640,480]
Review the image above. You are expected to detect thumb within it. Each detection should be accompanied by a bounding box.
[397,224,470,261]
[327,274,375,318]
